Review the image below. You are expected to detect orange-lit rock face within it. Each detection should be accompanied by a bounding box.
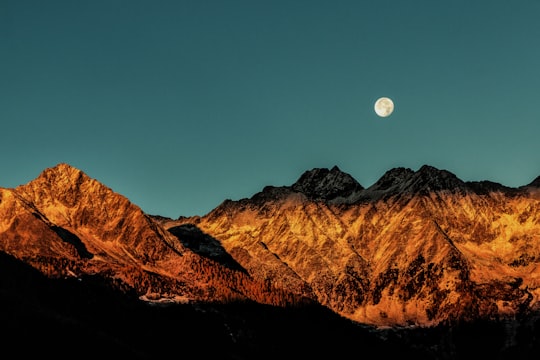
[168,167,540,327]
[7,164,184,265]
[0,164,275,305]
[2,163,540,328]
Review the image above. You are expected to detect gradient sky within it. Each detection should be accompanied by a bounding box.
[2,0,540,218]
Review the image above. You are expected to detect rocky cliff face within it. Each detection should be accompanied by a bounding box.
[165,165,540,327]
[2,163,540,330]
[0,163,299,306]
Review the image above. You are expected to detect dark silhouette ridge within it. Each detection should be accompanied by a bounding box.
[291,165,364,200]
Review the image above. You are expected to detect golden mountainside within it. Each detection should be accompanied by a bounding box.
[163,165,540,327]
[0,163,302,306]
[2,163,540,328]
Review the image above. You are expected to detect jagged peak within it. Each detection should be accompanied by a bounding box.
[36,163,88,183]
[407,165,466,193]
[291,165,364,200]
[19,163,98,198]
[367,167,415,192]
[415,164,458,179]
[15,162,130,211]
[364,165,467,198]
[51,162,81,172]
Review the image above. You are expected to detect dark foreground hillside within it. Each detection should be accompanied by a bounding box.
[1,251,539,359]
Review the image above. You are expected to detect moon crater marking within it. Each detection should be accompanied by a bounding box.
[374,97,394,117]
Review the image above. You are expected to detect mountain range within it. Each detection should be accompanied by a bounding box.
[1,163,540,358]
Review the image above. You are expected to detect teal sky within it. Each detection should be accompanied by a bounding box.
[2,0,540,218]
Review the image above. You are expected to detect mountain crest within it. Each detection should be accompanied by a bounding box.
[364,165,468,199]
[17,163,112,210]
[367,167,415,193]
[35,162,89,187]
[291,165,364,200]
[22,162,92,191]
[4,162,540,335]
[409,165,467,193]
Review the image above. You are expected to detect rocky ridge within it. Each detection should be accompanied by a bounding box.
[164,165,540,327]
[0,163,303,306]
[2,162,540,331]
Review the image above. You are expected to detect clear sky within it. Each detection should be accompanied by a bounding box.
[2,0,540,218]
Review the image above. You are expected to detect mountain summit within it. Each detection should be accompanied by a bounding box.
[291,165,364,200]
[364,165,467,198]
[1,163,302,306]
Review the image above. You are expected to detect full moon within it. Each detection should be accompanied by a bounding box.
[374,97,394,117]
